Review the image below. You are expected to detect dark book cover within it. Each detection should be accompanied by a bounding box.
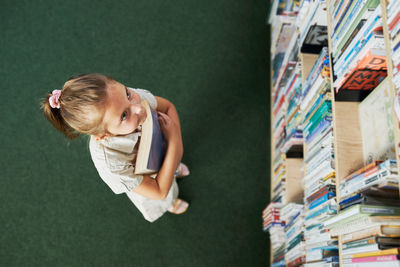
[147,107,167,172]
[301,25,328,54]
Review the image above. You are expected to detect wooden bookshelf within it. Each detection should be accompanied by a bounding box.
[382,0,400,195]
[300,53,319,85]
[285,158,304,203]
[267,0,400,265]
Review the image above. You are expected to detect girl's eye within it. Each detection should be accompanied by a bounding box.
[126,89,131,99]
[122,111,128,121]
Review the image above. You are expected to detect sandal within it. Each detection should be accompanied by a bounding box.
[167,198,189,214]
[175,163,190,178]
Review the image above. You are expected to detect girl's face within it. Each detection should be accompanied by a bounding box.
[101,80,147,136]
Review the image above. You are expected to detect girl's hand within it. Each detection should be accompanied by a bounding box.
[158,112,180,142]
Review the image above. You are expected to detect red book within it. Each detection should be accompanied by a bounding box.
[339,50,387,91]
[306,185,335,203]
[273,95,285,116]
[389,10,400,31]
[262,213,281,221]
[342,161,383,182]
[287,256,305,267]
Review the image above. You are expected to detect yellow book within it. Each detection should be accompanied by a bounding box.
[348,248,400,259]
[323,171,335,181]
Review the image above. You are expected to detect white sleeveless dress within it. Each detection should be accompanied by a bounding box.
[89,88,178,222]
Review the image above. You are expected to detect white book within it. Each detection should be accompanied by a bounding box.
[301,75,327,111]
[340,168,398,199]
[304,161,334,188]
[332,1,373,51]
[333,5,381,62]
[330,216,400,237]
[342,243,379,255]
[359,78,396,165]
[305,129,334,156]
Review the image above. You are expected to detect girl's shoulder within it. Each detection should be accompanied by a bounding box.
[89,132,140,171]
[128,87,157,109]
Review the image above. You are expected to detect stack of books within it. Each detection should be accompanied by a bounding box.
[324,203,400,267]
[300,47,339,266]
[324,160,400,266]
[278,36,303,155]
[272,153,286,203]
[296,0,328,54]
[282,58,303,156]
[262,202,286,267]
[270,18,297,86]
[386,1,400,122]
[270,2,305,157]
[387,0,400,90]
[273,83,287,154]
[269,0,301,20]
[338,160,399,203]
[263,202,285,232]
[281,203,306,267]
[329,0,387,100]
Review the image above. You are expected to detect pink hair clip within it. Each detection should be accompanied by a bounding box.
[49,89,62,109]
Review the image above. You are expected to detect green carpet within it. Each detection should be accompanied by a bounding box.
[0,0,270,266]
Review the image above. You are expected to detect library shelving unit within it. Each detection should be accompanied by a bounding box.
[265,0,400,266]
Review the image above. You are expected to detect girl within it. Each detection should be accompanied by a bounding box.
[41,73,189,222]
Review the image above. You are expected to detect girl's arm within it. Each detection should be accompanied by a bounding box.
[155,96,181,135]
[132,112,183,200]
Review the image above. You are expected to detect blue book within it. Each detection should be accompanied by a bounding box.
[309,192,335,211]
[305,116,332,141]
[134,100,167,175]
[323,256,339,263]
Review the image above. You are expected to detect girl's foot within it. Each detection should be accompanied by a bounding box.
[167,198,189,214]
[176,163,190,178]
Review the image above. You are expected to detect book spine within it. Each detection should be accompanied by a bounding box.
[342,226,382,243]
[342,237,375,249]
[351,255,400,263]
[307,185,335,203]
[309,192,335,211]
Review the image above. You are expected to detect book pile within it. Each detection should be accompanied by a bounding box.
[324,160,400,266]
[262,202,286,267]
[281,203,306,267]
[270,1,305,157]
[324,203,400,267]
[296,0,328,54]
[282,60,303,156]
[275,37,303,155]
[386,1,400,121]
[272,153,287,203]
[387,0,400,90]
[300,47,339,266]
[269,0,301,20]
[339,160,399,204]
[270,17,297,87]
[329,0,387,99]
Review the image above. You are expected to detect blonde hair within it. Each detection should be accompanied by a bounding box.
[41,73,114,139]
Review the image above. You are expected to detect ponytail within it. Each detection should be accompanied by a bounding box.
[41,93,80,139]
[40,73,112,139]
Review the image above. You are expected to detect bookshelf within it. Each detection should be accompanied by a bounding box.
[264,0,400,266]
